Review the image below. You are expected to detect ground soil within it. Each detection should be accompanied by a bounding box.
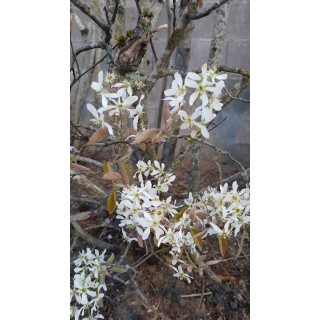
[71,151,250,320]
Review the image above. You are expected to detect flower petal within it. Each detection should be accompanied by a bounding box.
[87,104,98,119]
[189,91,199,106]
[124,95,138,106]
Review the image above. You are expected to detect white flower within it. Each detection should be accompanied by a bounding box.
[122,228,137,243]
[207,67,227,86]
[104,95,138,116]
[127,94,144,130]
[86,103,113,135]
[112,80,133,98]
[170,265,193,283]
[178,110,209,138]
[137,212,166,240]
[91,71,105,94]
[74,272,97,305]
[185,64,215,106]
[164,72,187,112]
[208,220,231,238]
[232,214,250,236]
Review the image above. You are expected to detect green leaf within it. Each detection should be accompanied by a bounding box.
[106,253,115,265]
[110,266,127,274]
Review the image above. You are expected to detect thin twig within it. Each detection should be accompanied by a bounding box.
[70,38,81,75]
[70,53,109,89]
[70,0,110,32]
[74,42,104,58]
[111,0,120,23]
[76,156,104,168]
[223,86,250,103]
[149,37,158,62]
[188,0,231,20]
[103,6,111,25]
[208,115,227,132]
[135,0,142,16]
[173,0,177,30]
[134,248,169,268]
[180,292,212,298]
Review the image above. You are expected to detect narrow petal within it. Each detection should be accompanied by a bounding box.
[180,123,189,130]
[133,115,139,130]
[104,122,114,135]
[98,71,103,84]
[189,91,199,106]
[178,110,188,120]
[185,78,198,88]
[113,82,123,88]
[101,95,108,107]
[87,104,98,119]
[217,73,227,80]
[124,95,138,106]
[174,72,183,86]
[187,72,201,81]
[91,82,102,91]
[200,126,210,139]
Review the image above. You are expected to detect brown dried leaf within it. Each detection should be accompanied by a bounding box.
[190,228,203,251]
[103,162,113,175]
[217,274,236,281]
[86,127,109,147]
[118,161,130,185]
[70,211,91,221]
[206,259,221,266]
[174,206,188,220]
[137,235,144,248]
[103,172,122,181]
[70,163,94,175]
[166,118,173,130]
[162,104,170,124]
[172,107,181,121]
[138,143,146,151]
[218,236,228,257]
[131,128,160,145]
[107,190,116,214]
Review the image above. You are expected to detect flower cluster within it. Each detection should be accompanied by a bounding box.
[70,248,108,320]
[117,161,250,283]
[87,71,145,134]
[185,181,250,239]
[164,64,227,138]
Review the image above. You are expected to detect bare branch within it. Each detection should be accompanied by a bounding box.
[188,0,231,20]
[74,42,104,58]
[75,156,104,168]
[218,65,250,78]
[70,53,109,89]
[70,0,110,32]
[223,87,250,103]
[111,0,120,23]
